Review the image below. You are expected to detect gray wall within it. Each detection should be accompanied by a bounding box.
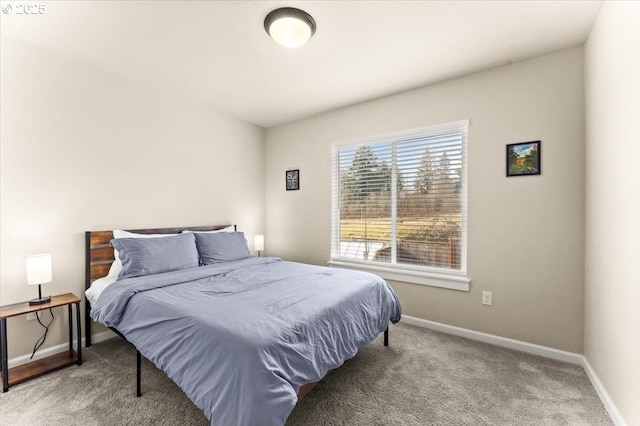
[0,36,265,357]
[585,2,640,424]
[265,47,586,353]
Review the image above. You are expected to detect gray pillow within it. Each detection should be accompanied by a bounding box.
[111,233,199,279]
[194,232,251,264]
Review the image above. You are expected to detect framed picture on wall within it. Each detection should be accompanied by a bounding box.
[506,141,541,177]
[286,169,300,191]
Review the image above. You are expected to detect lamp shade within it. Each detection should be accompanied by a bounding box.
[26,254,52,285]
[264,7,316,48]
[254,235,265,252]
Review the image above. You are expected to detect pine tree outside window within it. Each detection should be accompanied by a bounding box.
[330,120,469,290]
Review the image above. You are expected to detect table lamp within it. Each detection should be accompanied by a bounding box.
[26,253,52,305]
[254,235,264,257]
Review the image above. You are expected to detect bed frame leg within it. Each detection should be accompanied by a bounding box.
[84,232,93,348]
[136,350,142,397]
[384,327,389,346]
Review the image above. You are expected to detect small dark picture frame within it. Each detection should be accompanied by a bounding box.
[286,169,300,191]
[506,141,541,177]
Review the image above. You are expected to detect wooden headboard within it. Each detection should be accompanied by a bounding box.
[84,224,233,346]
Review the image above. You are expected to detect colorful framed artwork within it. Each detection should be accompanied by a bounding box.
[506,141,541,177]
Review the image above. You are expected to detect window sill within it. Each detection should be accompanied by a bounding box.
[327,260,470,291]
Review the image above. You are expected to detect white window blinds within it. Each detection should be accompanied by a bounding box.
[331,120,468,275]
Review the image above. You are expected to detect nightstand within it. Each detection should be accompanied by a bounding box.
[0,293,82,392]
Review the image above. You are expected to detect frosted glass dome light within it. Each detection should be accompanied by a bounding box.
[265,8,316,48]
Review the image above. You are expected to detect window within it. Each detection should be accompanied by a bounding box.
[330,120,469,291]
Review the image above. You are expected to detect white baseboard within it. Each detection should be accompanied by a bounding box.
[400,314,583,364]
[401,315,627,426]
[582,357,628,426]
[7,330,117,369]
[88,329,117,345]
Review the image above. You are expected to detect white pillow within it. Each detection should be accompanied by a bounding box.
[107,230,177,278]
[181,225,235,234]
[85,274,117,306]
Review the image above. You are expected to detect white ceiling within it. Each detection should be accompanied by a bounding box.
[1,1,603,128]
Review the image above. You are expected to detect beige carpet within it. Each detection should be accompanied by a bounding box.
[0,323,611,425]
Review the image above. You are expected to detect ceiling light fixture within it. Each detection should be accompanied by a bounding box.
[264,7,316,48]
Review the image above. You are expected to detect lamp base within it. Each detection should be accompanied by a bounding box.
[29,296,51,305]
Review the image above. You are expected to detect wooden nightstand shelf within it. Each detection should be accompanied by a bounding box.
[0,293,82,392]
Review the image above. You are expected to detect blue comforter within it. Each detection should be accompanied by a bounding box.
[91,257,401,425]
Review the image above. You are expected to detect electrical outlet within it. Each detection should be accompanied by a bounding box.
[26,312,38,321]
[482,291,493,306]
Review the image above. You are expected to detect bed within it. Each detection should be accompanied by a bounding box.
[84,225,401,425]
